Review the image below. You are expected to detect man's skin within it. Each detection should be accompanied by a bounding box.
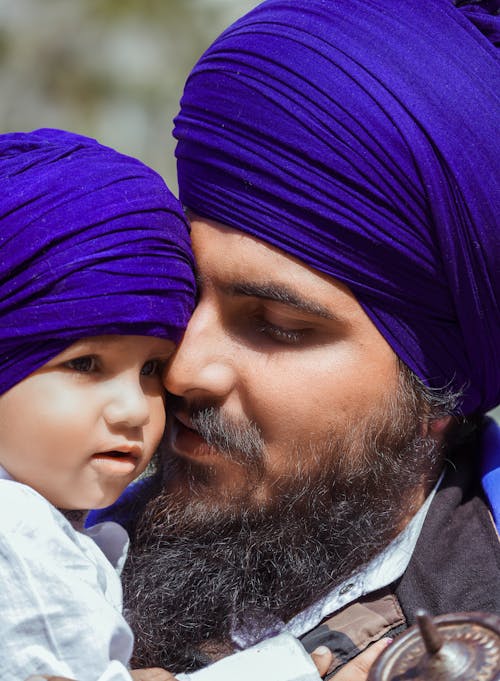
[28,638,391,680]
[164,217,447,509]
[148,217,448,679]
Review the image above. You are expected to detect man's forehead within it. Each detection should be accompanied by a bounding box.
[190,214,325,283]
[190,217,361,322]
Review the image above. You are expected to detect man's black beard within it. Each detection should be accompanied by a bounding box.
[122,382,442,673]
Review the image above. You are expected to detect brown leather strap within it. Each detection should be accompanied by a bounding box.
[300,588,406,677]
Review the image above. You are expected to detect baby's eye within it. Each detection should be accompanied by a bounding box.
[64,355,97,373]
[141,359,162,377]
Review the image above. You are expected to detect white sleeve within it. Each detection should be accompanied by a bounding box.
[0,481,134,681]
[176,633,321,681]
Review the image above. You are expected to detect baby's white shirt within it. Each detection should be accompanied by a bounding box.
[0,465,134,681]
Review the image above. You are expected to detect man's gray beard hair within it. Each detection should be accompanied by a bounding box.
[123,373,443,673]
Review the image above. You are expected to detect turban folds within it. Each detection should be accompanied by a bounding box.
[0,128,196,394]
[174,0,500,415]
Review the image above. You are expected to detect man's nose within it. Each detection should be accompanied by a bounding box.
[103,377,150,429]
[165,304,236,401]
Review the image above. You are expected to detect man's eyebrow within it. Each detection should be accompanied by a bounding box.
[222,281,339,321]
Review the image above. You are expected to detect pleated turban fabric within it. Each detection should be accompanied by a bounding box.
[0,129,196,395]
[175,0,500,415]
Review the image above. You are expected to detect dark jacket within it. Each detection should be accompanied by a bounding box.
[300,447,500,677]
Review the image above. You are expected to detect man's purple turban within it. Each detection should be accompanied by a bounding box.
[174,0,500,415]
[0,128,196,395]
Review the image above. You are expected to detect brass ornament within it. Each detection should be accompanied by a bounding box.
[367,611,500,681]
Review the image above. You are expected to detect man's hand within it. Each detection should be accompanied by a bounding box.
[26,639,390,681]
[26,676,77,681]
[332,638,391,680]
[130,668,177,680]
[26,670,176,681]
[26,669,176,681]
[311,637,391,680]
[311,646,334,676]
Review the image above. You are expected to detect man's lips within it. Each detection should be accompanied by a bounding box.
[169,413,218,461]
[174,411,196,432]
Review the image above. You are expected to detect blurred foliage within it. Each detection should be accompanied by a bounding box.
[0,0,259,187]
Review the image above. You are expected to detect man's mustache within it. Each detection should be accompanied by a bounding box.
[165,392,265,465]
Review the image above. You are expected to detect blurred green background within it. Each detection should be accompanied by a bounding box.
[0,0,259,189]
[0,0,498,422]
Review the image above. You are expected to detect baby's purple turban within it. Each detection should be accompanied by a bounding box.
[0,129,196,394]
[174,0,500,415]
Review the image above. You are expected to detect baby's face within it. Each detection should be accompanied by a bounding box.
[0,335,173,509]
